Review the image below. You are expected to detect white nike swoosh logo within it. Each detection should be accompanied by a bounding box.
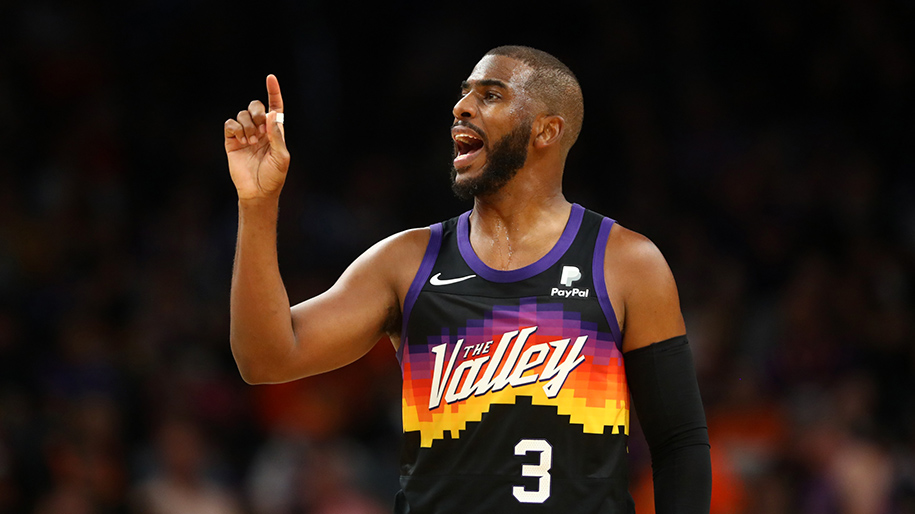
[429,273,476,286]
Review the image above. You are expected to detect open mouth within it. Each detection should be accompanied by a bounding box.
[452,130,485,167]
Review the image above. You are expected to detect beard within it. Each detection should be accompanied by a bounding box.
[450,119,532,201]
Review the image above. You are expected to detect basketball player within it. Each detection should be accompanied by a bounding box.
[224,46,711,513]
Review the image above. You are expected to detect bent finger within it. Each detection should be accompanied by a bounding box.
[248,99,267,134]
[224,118,243,138]
[224,118,246,144]
[237,110,258,144]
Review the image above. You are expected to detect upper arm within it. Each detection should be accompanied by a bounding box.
[603,224,686,353]
[282,227,430,379]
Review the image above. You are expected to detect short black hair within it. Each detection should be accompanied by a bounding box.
[485,45,584,151]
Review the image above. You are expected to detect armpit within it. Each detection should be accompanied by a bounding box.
[382,303,403,338]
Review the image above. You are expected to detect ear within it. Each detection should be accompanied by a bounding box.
[532,114,565,150]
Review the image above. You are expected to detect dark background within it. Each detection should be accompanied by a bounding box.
[1,1,914,513]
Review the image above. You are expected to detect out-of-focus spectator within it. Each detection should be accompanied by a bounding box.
[247,437,389,514]
[130,416,241,514]
[29,397,128,513]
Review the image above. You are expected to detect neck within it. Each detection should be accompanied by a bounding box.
[468,167,571,271]
[471,192,568,233]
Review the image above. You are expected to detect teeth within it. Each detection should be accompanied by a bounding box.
[454,134,480,143]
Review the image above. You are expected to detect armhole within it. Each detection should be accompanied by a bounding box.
[396,222,443,364]
[593,217,623,351]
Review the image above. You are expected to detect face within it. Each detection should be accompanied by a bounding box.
[450,55,537,200]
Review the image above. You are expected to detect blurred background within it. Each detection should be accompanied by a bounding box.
[1,0,914,512]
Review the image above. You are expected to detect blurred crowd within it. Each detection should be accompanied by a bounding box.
[1,0,913,513]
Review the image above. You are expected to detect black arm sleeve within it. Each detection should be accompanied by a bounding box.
[625,335,711,514]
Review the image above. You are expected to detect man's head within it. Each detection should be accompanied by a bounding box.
[484,45,584,150]
[450,46,583,200]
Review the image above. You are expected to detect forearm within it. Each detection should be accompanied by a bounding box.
[651,443,712,514]
[230,197,296,384]
[626,335,711,514]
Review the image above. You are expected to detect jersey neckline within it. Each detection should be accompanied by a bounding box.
[457,203,584,283]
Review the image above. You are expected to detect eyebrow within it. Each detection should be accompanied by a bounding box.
[461,79,509,90]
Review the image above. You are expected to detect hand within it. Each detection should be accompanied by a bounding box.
[224,74,289,200]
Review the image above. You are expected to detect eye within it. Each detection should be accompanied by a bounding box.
[484,90,501,101]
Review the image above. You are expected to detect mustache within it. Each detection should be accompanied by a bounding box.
[451,120,488,145]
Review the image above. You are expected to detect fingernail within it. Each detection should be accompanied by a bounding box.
[259,124,266,134]
[249,135,258,144]
[240,136,247,144]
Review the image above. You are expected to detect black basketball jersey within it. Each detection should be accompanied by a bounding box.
[394,204,634,514]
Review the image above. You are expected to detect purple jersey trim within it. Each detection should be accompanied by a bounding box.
[457,203,585,283]
[593,217,623,351]
[397,223,443,365]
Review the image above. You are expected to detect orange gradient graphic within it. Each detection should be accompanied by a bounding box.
[402,327,628,447]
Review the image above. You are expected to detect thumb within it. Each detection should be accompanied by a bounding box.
[265,111,290,171]
[266,110,287,151]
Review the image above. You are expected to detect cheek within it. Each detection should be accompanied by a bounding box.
[507,101,524,119]
[504,99,536,128]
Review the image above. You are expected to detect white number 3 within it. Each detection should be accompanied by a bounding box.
[513,439,552,503]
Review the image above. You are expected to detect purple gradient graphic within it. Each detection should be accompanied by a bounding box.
[402,298,621,384]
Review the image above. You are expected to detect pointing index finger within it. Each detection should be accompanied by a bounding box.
[266,74,284,113]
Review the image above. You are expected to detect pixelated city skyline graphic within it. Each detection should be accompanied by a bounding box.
[402,298,629,447]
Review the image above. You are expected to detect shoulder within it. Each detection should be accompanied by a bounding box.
[354,226,433,302]
[602,223,685,352]
[369,226,432,257]
[604,223,671,281]
[355,226,432,277]
[366,227,432,267]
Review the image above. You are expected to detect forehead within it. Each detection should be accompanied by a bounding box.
[465,55,534,90]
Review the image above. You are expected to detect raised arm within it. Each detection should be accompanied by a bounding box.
[604,225,712,514]
[224,75,426,384]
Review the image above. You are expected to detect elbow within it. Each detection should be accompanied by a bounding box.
[230,339,292,385]
[233,355,273,385]
[235,357,296,385]
[236,363,270,385]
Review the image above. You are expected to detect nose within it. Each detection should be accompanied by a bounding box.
[452,93,476,120]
